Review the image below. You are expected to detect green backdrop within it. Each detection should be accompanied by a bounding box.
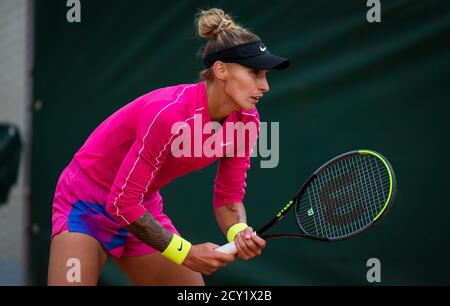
[30,0,450,285]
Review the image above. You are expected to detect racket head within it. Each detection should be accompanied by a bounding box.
[294,150,397,241]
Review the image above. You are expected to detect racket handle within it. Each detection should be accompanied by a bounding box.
[216,231,259,254]
[215,241,238,254]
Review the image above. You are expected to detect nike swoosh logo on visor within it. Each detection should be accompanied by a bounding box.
[260,46,267,52]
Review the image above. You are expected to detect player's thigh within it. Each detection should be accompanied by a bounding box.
[114,252,205,286]
[48,231,108,286]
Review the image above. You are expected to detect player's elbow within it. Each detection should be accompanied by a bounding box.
[105,198,121,221]
[106,195,147,226]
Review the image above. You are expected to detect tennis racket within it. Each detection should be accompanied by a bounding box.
[216,149,396,254]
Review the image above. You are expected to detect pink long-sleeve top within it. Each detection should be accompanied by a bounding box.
[73,81,260,226]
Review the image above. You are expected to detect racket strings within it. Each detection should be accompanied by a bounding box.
[297,154,391,239]
[329,155,389,234]
[322,156,389,235]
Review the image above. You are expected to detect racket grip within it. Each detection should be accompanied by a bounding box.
[215,241,238,254]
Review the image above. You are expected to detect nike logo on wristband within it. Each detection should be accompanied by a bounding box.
[178,240,183,251]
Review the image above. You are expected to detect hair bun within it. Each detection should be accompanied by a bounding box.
[196,8,235,39]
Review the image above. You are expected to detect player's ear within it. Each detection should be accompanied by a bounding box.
[212,61,228,80]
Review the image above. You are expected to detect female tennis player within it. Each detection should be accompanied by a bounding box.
[48,8,290,285]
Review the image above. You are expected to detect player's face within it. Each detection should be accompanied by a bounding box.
[223,63,270,111]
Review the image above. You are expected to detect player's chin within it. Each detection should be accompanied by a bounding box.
[241,100,257,111]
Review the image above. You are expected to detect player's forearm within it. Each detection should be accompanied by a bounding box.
[215,202,248,236]
[124,211,173,253]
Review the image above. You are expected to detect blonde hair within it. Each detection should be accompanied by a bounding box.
[195,8,260,82]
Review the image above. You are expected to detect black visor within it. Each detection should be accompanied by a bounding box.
[203,41,290,70]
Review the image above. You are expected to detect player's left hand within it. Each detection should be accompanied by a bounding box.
[234,226,266,260]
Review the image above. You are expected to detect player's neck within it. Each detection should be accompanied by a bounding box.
[205,80,239,123]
